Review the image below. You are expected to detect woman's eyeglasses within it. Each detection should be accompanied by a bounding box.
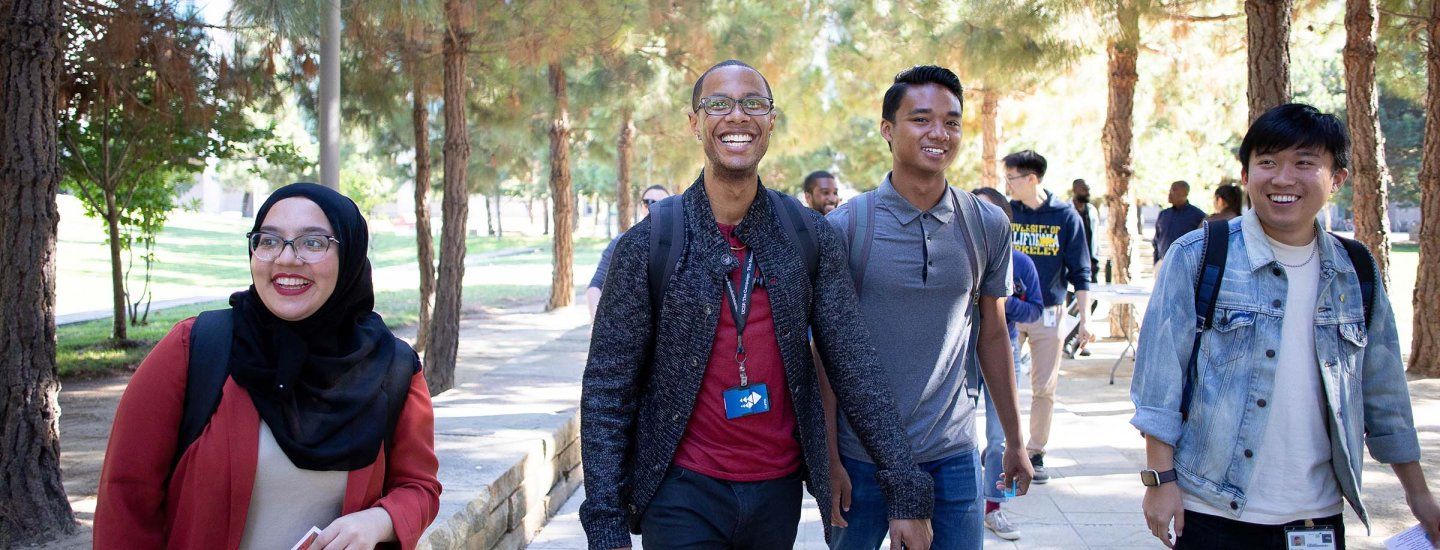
[247,231,339,263]
[642,198,661,206]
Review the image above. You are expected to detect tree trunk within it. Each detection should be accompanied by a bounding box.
[105,191,128,341]
[1104,1,1140,337]
[1344,0,1393,285]
[980,89,1000,189]
[1246,0,1292,123]
[0,0,77,544]
[617,108,635,231]
[412,81,436,354]
[423,0,472,395]
[484,193,495,236]
[1411,1,1440,376]
[548,63,575,311]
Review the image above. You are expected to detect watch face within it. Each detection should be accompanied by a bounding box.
[1140,470,1158,486]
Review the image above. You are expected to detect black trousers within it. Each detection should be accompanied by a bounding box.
[640,466,802,549]
[1176,510,1346,550]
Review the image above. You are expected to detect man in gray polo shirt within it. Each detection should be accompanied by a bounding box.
[821,65,1033,549]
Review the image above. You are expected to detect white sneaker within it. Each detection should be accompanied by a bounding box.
[985,509,1021,541]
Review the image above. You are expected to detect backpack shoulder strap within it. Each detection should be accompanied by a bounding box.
[647,195,685,318]
[1331,233,1377,327]
[846,192,877,296]
[1181,220,1231,419]
[951,188,990,305]
[177,308,234,467]
[767,189,819,284]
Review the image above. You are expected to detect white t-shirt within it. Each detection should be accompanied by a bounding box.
[238,421,348,549]
[1185,235,1343,524]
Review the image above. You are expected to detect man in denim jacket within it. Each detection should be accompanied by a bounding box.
[1130,103,1440,548]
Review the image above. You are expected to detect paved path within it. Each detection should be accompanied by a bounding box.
[531,335,1440,549]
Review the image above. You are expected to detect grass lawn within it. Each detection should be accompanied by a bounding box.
[58,231,608,377]
[56,196,550,317]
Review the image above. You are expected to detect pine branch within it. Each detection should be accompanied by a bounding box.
[1379,7,1427,22]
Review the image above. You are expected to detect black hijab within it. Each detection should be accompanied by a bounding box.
[229,182,417,471]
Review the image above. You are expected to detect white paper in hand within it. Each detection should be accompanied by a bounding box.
[290,526,323,550]
[1386,524,1438,550]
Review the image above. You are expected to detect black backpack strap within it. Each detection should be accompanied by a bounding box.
[767,189,819,284]
[845,192,876,297]
[176,309,234,467]
[647,195,685,319]
[1332,233,1377,327]
[1181,221,1231,420]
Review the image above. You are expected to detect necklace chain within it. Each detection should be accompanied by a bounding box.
[1275,241,1317,269]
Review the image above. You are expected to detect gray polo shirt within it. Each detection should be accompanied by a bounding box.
[826,177,1013,463]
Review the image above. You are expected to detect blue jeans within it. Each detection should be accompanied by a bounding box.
[980,338,1026,503]
[641,466,802,549]
[830,451,983,550]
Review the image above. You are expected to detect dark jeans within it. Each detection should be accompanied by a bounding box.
[1176,510,1346,550]
[640,466,802,549]
[831,451,983,549]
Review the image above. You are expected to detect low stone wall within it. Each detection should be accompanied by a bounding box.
[420,411,583,550]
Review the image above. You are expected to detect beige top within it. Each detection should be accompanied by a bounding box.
[238,421,348,550]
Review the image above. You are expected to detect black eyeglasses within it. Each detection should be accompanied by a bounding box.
[695,95,775,117]
[642,198,661,206]
[247,231,339,263]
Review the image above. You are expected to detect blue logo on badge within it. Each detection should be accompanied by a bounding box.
[723,383,771,420]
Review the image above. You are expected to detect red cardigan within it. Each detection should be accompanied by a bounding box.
[95,318,442,549]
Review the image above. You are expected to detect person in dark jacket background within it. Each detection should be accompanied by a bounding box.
[1004,149,1092,484]
[580,60,934,550]
[1154,180,1207,264]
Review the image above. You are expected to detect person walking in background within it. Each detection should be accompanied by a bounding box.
[95,183,442,550]
[587,184,671,319]
[972,186,1044,541]
[1004,149,1092,485]
[822,65,1031,550]
[1207,183,1242,223]
[581,59,934,550]
[1071,179,1100,284]
[1131,103,1440,548]
[803,170,842,214]
[1153,180,1207,264]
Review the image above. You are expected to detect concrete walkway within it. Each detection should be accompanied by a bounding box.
[530,335,1440,549]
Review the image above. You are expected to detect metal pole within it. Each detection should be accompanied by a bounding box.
[318,0,341,189]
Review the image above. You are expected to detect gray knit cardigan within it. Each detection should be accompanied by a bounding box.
[579,177,934,549]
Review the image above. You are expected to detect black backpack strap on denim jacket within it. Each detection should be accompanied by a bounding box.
[1182,221,1231,420]
[176,308,233,469]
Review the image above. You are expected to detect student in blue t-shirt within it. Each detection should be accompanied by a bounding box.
[973,187,1044,541]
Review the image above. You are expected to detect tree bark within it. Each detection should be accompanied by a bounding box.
[493,187,503,237]
[0,0,77,544]
[1411,0,1440,377]
[105,191,128,341]
[548,63,575,311]
[412,80,436,354]
[980,89,1000,189]
[617,107,635,232]
[318,0,341,189]
[1104,1,1140,337]
[1246,0,1292,123]
[423,0,472,395]
[1344,0,1393,285]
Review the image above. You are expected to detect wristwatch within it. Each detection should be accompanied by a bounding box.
[1140,468,1177,487]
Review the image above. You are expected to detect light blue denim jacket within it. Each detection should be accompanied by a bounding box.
[1129,211,1420,527]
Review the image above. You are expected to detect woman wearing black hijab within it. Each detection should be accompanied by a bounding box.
[96,183,441,550]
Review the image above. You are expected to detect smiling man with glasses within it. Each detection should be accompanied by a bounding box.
[580,59,934,550]
[587,184,671,319]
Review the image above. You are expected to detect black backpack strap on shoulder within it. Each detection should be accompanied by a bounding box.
[1181,220,1231,420]
[767,189,819,284]
[177,308,235,468]
[846,192,876,297]
[647,195,685,319]
[1332,233,1377,327]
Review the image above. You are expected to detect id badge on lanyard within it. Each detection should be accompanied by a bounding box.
[1285,521,1337,550]
[722,250,771,420]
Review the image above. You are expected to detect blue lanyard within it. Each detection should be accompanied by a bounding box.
[722,250,757,387]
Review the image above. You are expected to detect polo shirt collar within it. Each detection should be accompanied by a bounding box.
[877,172,956,226]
